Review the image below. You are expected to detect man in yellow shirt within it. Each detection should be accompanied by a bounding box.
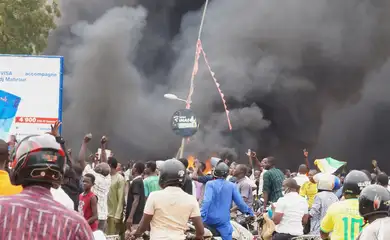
[300,169,318,208]
[0,139,22,196]
[320,170,370,240]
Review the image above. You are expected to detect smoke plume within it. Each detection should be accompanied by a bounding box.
[47,0,390,171]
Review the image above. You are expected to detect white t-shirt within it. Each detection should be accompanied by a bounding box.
[51,187,74,210]
[294,174,309,187]
[144,186,201,240]
[274,192,309,236]
[83,165,111,220]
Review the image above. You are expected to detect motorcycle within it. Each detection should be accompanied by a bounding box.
[186,216,255,240]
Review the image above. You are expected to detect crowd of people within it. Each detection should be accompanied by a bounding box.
[0,121,390,240]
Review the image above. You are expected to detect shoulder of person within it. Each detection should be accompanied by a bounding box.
[263,170,272,178]
[118,173,125,180]
[134,177,144,185]
[187,194,200,206]
[147,190,159,199]
[325,200,340,213]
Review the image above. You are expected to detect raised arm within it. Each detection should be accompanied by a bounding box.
[99,136,108,163]
[78,134,91,170]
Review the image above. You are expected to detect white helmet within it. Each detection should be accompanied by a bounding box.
[315,173,335,191]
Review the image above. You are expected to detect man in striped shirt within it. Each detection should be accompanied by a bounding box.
[0,134,94,240]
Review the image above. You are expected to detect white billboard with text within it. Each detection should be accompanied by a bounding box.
[0,55,63,141]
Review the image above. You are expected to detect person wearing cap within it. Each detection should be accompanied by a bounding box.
[320,170,370,240]
[272,178,309,240]
[0,134,94,239]
[201,162,253,240]
[129,159,204,240]
[309,174,339,235]
[356,184,390,239]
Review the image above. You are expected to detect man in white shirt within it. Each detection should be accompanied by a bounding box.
[272,178,309,239]
[129,159,204,240]
[293,164,309,187]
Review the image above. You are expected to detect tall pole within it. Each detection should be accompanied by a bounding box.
[178,0,209,159]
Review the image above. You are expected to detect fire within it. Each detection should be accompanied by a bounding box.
[186,154,217,174]
[187,155,195,169]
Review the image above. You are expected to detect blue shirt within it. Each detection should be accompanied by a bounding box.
[201,179,253,225]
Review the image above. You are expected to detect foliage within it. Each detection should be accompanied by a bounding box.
[0,0,61,54]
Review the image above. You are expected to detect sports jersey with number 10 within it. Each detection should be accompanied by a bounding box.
[320,198,364,240]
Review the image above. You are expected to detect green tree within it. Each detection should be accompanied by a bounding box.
[0,0,60,54]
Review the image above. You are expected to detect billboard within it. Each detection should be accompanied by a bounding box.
[0,55,63,141]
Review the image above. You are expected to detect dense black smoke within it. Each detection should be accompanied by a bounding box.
[47,0,390,171]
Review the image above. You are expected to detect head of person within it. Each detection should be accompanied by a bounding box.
[340,173,346,184]
[229,162,237,175]
[219,149,237,166]
[284,169,291,178]
[159,159,186,188]
[308,169,317,183]
[145,161,157,175]
[213,162,229,179]
[107,157,118,170]
[359,184,390,223]
[376,172,388,187]
[178,158,189,169]
[116,163,122,172]
[132,162,145,177]
[283,178,300,194]
[262,156,275,170]
[83,173,95,192]
[254,170,261,180]
[298,164,308,175]
[94,162,110,176]
[233,164,248,179]
[0,139,8,170]
[343,170,371,199]
[9,134,66,188]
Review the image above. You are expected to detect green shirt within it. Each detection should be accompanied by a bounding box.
[263,167,285,203]
[144,175,161,197]
[107,173,125,219]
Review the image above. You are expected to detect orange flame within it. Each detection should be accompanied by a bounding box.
[186,154,217,174]
[187,155,195,169]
